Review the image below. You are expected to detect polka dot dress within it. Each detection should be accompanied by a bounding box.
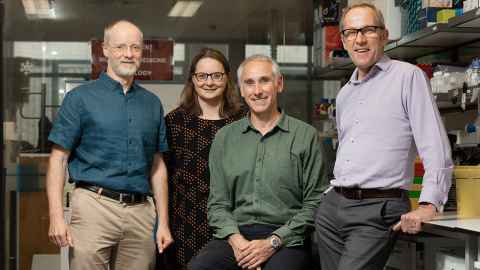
[162,106,244,270]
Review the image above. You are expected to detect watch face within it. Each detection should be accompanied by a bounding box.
[270,237,280,249]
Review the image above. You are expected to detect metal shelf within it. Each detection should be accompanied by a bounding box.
[314,8,480,80]
[315,62,353,80]
[449,8,480,28]
[433,84,479,112]
[385,23,480,60]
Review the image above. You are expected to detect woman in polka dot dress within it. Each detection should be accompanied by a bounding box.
[159,48,245,270]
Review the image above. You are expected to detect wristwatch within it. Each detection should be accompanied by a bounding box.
[419,202,442,213]
[269,235,282,250]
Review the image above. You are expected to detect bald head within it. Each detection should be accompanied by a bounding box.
[103,20,143,45]
[102,20,144,82]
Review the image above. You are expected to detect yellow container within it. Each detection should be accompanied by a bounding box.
[410,198,419,210]
[454,166,480,218]
[436,9,456,23]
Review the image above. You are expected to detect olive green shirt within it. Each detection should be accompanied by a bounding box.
[207,112,325,247]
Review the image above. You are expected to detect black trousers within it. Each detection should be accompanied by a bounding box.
[314,188,411,270]
[188,224,310,270]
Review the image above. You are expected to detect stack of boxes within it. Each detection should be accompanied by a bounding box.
[313,0,344,67]
[410,157,459,211]
[417,0,463,29]
[410,157,424,210]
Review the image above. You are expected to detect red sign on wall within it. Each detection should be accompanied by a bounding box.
[91,39,174,80]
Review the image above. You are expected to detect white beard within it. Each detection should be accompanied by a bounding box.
[114,64,137,77]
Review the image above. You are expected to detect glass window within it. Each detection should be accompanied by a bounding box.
[2,2,319,269]
[245,44,271,57]
[277,45,308,63]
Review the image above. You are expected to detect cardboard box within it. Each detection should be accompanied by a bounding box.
[422,0,452,8]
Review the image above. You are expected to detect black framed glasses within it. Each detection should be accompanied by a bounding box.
[193,72,225,82]
[341,26,384,41]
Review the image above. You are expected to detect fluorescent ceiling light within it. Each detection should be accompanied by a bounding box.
[22,0,56,19]
[168,1,202,17]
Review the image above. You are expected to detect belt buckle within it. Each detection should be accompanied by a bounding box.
[120,193,133,204]
[119,193,124,203]
[120,193,135,204]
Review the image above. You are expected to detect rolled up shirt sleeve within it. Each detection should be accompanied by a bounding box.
[48,90,83,150]
[156,103,169,153]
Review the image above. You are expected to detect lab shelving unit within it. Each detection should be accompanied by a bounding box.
[315,8,480,80]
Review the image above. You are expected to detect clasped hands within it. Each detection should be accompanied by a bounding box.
[228,234,276,270]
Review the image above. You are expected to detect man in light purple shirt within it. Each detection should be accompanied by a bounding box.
[314,3,453,270]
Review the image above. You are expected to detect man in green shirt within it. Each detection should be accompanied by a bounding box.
[188,55,325,270]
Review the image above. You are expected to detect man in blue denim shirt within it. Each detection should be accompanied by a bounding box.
[46,20,173,270]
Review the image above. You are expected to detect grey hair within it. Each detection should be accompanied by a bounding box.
[237,54,282,85]
[103,20,144,44]
[339,3,386,31]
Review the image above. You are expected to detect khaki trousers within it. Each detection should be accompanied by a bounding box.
[69,187,156,270]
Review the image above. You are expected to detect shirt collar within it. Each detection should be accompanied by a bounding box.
[348,55,392,85]
[99,72,139,94]
[241,109,289,133]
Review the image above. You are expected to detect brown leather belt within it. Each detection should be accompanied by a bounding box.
[76,181,148,204]
[334,186,407,200]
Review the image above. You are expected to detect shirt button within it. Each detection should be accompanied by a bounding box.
[129,118,132,123]
[350,138,354,143]
[129,140,132,145]
[355,119,359,124]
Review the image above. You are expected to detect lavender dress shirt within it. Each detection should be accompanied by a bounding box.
[332,56,453,209]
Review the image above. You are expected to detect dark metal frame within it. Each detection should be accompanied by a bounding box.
[0,1,5,269]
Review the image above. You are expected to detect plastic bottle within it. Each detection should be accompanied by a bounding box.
[469,58,480,103]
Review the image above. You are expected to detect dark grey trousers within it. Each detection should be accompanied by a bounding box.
[314,188,411,270]
[188,224,310,270]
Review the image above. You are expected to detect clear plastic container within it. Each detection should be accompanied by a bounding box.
[469,59,480,102]
[430,71,442,94]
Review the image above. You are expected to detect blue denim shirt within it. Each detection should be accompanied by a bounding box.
[49,73,168,194]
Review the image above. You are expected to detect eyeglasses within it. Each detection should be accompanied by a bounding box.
[193,72,225,82]
[341,26,384,41]
[107,44,143,55]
